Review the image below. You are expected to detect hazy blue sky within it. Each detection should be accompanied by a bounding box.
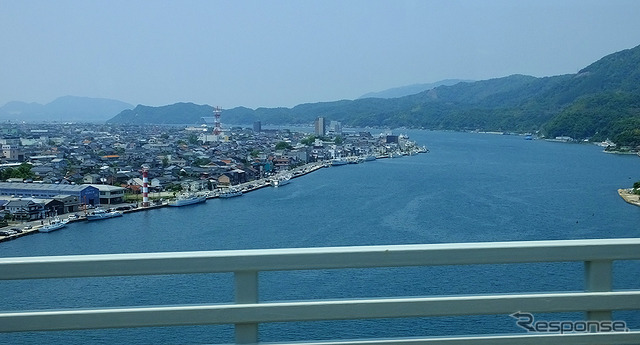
[1,0,640,109]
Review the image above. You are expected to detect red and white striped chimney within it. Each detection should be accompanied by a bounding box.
[142,166,149,207]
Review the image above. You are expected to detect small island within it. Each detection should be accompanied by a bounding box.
[618,181,640,207]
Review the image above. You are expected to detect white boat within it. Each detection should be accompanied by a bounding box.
[331,158,348,166]
[219,189,243,198]
[39,216,67,233]
[346,157,360,164]
[364,155,377,161]
[270,174,291,187]
[86,208,123,221]
[168,193,207,207]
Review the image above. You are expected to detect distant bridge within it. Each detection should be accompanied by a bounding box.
[1,239,640,344]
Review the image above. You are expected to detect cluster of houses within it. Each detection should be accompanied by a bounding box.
[1,120,417,225]
[0,183,124,222]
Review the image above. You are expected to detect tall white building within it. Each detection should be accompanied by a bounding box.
[314,117,326,136]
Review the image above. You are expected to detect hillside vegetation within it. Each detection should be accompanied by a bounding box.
[108,44,640,147]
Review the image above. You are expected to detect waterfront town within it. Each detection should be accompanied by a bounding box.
[0,116,427,240]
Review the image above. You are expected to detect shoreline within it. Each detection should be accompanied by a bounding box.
[604,150,639,155]
[0,157,401,243]
[618,189,640,207]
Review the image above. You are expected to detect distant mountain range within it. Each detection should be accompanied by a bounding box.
[0,96,133,123]
[112,102,213,125]
[107,44,640,147]
[358,79,473,99]
[4,44,640,148]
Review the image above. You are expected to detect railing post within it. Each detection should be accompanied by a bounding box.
[585,260,612,321]
[234,271,259,344]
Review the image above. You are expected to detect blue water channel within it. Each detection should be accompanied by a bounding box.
[2,130,639,344]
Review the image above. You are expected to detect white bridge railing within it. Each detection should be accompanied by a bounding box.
[1,238,640,344]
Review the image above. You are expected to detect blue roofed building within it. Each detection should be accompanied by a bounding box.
[0,182,100,206]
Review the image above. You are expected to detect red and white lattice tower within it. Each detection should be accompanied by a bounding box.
[142,165,149,207]
[213,106,222,135]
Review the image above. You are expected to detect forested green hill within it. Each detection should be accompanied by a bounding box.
[107,44,640,147]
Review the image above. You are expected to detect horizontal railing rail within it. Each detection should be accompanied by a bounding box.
[2,291,640,332]
[1,238,640,344]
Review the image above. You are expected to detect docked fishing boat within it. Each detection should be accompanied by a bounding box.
[346,156,361,164]
[39,216,67,233]
[219,189,243,198]
[86,208,123,221]
[270,174,291,187]
[331,158,348,166]
[168,193,207,207]
[418,146,429,153]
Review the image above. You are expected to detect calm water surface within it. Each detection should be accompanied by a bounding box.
[2,130,639,344]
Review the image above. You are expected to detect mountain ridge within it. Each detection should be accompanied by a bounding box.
[358,79,473,99]
[106,42,640,148]
[6,44,639,147]
[0,96,133,123]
